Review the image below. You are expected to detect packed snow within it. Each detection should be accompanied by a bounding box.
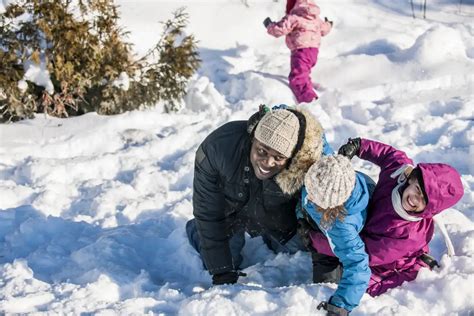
[0,0,473,314]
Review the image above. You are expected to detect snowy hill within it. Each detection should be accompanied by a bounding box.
[0,0,473,314]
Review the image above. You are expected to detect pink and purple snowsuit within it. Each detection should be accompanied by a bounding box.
[266,0,332,103]
[310,138,464,296]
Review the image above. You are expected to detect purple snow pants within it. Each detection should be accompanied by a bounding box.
[289,47,319,103]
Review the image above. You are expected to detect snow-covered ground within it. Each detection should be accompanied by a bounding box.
[1,0,473,314]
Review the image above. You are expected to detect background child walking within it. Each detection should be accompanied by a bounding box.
[264,0,333,103]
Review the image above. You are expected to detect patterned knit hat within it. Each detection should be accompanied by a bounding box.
[304,154,356,209]
[254,109,300,158]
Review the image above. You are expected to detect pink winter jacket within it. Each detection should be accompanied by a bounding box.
[266,0,332,51]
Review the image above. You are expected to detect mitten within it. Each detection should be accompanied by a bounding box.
[324,17,334,26]
[317,301,349,316]
[263,17,272,28]
[338,138,361,160]
[212,271,247,285]
[419,253,440,269]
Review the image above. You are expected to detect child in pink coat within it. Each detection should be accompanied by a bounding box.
[264,0,333,103]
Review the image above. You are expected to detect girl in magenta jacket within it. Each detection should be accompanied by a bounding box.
[263,0,332,103]
[309,138,464,297]
[343,138,464,295]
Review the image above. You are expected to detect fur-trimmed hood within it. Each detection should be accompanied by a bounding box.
[247,106,324,196]
[275,107,324,195]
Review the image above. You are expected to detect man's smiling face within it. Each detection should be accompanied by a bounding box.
[250,138,289,180]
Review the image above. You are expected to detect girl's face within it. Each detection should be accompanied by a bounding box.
[401,177,427,213]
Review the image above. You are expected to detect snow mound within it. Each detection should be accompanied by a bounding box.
[399,25,467,66]
[184,76,228,115]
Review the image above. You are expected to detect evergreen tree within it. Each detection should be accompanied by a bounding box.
[0,1,200,122]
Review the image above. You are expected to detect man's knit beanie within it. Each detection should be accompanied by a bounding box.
[254,109,300,158]
[304,154,356,209]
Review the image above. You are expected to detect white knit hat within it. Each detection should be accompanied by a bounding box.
[254,110,300,158]
[304,154,356,209]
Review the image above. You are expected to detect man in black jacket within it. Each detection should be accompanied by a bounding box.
[186,106,330,285]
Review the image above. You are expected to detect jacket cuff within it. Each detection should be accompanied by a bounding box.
[201,245,234,275]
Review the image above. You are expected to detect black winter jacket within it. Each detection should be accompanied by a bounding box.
[193,109,325,275]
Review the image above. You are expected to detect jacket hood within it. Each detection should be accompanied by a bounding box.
[275,107,323,195]
[417,163,464,218]
[291,0,320,19]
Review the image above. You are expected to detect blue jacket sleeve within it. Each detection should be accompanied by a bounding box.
[322,133,334,155]
[295,199,304,219]
[326,221,371,311]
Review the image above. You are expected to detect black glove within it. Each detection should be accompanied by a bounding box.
[212,271,247,285]
[419,253,440,269]
[317,301,349,316]
[324,17,334,26]
[337,137,361,160]
[297,218,314,251]
[263,17,272,28]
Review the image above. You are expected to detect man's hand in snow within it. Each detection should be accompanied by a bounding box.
[212,271,247,285]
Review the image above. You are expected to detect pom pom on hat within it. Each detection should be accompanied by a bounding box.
[305,154,356,209]
[254,109,300,158]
